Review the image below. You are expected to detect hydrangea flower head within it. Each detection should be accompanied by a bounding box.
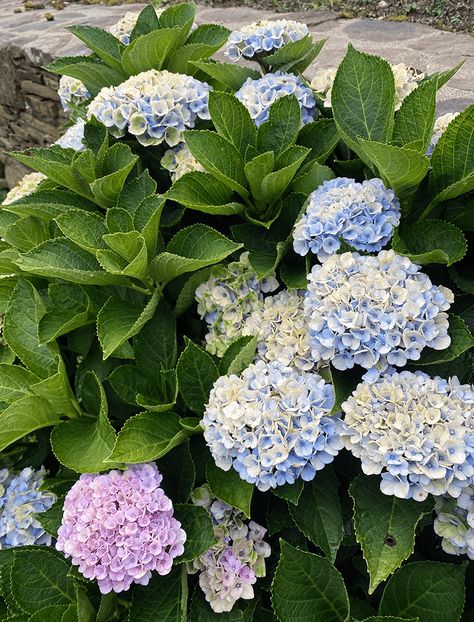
[426,112,460,157]
[293,177,401,261]
[55,119,85,152]
[2,172,46,205]
[87,70,212,146]
[109,8,162,44]
[202,360,345,491]
[195,252,278,356]
[0,467,55,548]
[235,72,316,126]
[188,486,271,613]
[242,289,314,371]
[224,20,309,61]
[161,142,204,181]
[342,371,474,501]
[58,76,91,112]
[310,68,336,108]
[434,487,474,559]
[305,250,453,371]
[56,463,186,594]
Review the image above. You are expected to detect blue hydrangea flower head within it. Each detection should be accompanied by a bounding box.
[293,177,401,261]
[434,486,474,559]
[58,76,91,112]
[202,360,345,492]
[235,72,316,126]
[342,371,474,501]
[55,119,85,152]
[305,250,453,372]
[161,142,204,181]
[87,70,212,147]
[0,466,55,548]
[224,20,309,61]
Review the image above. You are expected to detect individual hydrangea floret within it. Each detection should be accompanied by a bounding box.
[2,172,46,205]
[434,486,474,559]
[188,486,271,613]
[224,19,309,61]
[55,118,85,151]
[305,250,453,372]
[195,252,278,357]
[235,72,316,126]
[161,142,204,181]
[342,371,474,501]
[58,76,91,112]
[242,289,314,371]
[293,177,401,261]
[87,70,212,147]
[202,360,345,491]
[426,112,460,157]
[0,467,55,548]
[310,68,336,108]
[56,463,186,594]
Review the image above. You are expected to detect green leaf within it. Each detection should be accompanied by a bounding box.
[158,441,195,504]
[0,364,40,403]
[272,479,304,506]
[257,95,301,157]
[416,315,474,365]
[219,335,257,376]
[129,5,160,41]
[332,45,395,160]
[297,119,340,164]
[208,91,257,155]
[2,189,98,220]
[174,267,213,316]
[90,144,138,208]
[0,395,62,452]
[177,340,219,414]
[259,146,309,206]
[379,561,466,622]
[392,80,437,151]
[46,55,125,96]
[31,357,79,418]
[271,541,350,622]
[28,605,71,621]
[190,60,260,91]
[4,216,50,252]
[265,35,315,72]
[184,130,249,197]
[39,283,95,344]
[150,224,242,283]
[11,547,75,613]
[279,254,309,289]
[361,618,418,622]
[165,172,243,216]
[129,567,183,622]
[190,588,244,621]
[118,169,157,212]
[290,466,343,563]
[245,152,275,204]
[55,210,107,253]
[329,366,361,416]
[107,411,190,463]
[102,231,148,279]
[350,475,434,594]
[37,497,64,538]
[134,298,177,371]
[206,460,253,518]
[51,373,118,473]
[392,219,466,266]
[174,504,216,562]
[121,27,184,74]
[134,195,166,257]
[67,25,126,73]
[97,290,160,359]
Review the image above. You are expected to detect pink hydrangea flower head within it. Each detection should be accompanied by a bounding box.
[56,463,186,594]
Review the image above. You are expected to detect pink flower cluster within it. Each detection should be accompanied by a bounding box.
[56,463,186,593]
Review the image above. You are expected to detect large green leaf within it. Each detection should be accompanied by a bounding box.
[297,119,340,164]
[0,395,62,452]
[46,55,125,96]
[259,146,309,206]
[208,91,257,155]
[190,60,260,91]
[121,27,183,74]
[0,364,40,403]
[392,80,437,151]
[273,479,304,506]
[174,504,217,562]
[165,172,243,216]
[177,340,219,414]
[134,298,177,371]
[3,216,50,252]
[67,25,126,73]
[55,210,107,253]
[39,283,96,344]
[379,561,466,622]
[1,189,98,220]
[128,567,184,622]
[91,144,139,208]
[271,541,350,622]
[257,95,301,157]
[392,219,466,266]
[219,335,257,376]
[206,460,253,518]
[350,475,434,594]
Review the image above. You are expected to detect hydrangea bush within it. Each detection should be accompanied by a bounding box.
[0,2,473,620]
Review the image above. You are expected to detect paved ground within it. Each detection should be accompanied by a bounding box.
[0,1,472,113]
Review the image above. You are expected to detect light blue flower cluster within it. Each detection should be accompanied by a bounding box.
[434,486,474,559]
[342,371,474,501]
[224,19,309,61]
[161,142,204,181]
[55,119,85,152]
[202,360,345,492]
[235,72,316,126]
[188,486,270,613]
[293,177,401,261]
[0,467,55,548]
[305,250,453,372]
[87,70,212,146]
[58,76,91,112]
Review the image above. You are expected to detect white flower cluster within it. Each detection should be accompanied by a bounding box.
[342,371,474,501]
[58,76,91,112]
[434,487,474,559]
[195,252,278,357]
[310,68,336,108]
[161,142,204,181]
[242,289,314,371]
[55,119,85,152]
[224,19,309,61]
[2,172,46,205]
[426,112,460,157]
[109,9,161,44]
[202,360,344,491]
[87,70,212,147]
[188,486,271,613]
[305,250,453,372]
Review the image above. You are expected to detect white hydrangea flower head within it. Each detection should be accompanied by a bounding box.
[342,371,474,501]
[58,76,91,112]
[87,70,212,147]
[195,252,278,357]
[242,289,315,371]
[55,119,85,152]
[202,360,345,492]
[2,172,46,205]
[310,68,337,108]
[224,19,309,61]
[188,487,271,613]
[161,142,204,181]
[426,112,460,157]
[434,487,474,559]
[109,8,163,44]
[305,250,453,372]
